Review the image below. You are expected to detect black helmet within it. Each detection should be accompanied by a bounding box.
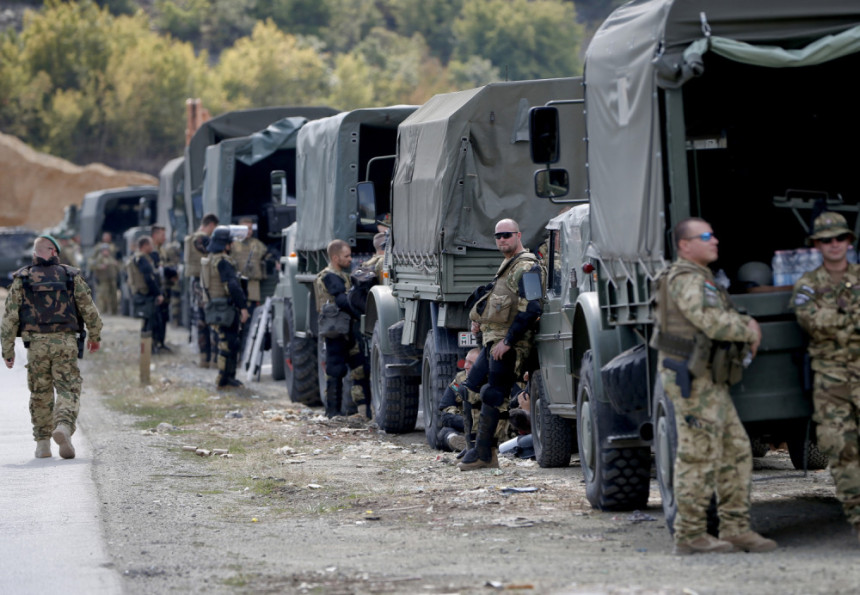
[208,226,232,253]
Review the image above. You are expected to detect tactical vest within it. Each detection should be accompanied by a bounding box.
[184,231,208,278]
[201,253,231,300]
[126,253,154,295]
[15,264,80,334]
[232,238,266,280]
[314,266,351,312]
[158,242,181,268]
[363,253,384,279]
[471,252,539,326]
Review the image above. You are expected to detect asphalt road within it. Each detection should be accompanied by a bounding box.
[0,339,121,594]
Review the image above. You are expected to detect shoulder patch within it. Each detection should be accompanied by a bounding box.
[703,280,720,307]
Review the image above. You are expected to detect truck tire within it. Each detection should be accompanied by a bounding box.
[371,321,419,433]
[750,437,770,458]
[787,431,829,471]
[530,372,573,467]
[577,350,650,511]
[283,299,320,405]
[421,330,458,449]
[270,333,285,381]
[654,377,719,536]
[387,320,421,358]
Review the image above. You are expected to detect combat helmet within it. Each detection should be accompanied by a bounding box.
[207,226,233,253]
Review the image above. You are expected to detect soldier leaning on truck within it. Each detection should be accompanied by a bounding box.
[185,213,219,368]
[459,218,543,471]
[314,239,371,419]
[651,217,776,555]
[1,235,102,459]
[792,211,860,543]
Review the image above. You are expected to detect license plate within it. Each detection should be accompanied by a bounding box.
[458,332,478,347]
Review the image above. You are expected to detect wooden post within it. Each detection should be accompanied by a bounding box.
[140,330,152,385]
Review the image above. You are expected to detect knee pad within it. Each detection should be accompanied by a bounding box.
[480,384,505,408]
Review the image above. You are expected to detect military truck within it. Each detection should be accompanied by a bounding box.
[527,0,860,526]
[275,106,418,408]
[362,78,584,440]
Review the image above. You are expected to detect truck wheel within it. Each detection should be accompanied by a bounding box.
[530,372,573,467]
[654,377,719,536]
[421,330,458,449]
[387,320,421,358]
[370,321,419,433]
[270,334,285,381]
[787,430,829,471]
[577,350,650,511]
[283,299,320,405]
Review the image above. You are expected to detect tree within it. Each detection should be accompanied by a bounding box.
[452,0,584,81]
[253,0,332,38]
[387,0,464,63]
[215,20,331,108]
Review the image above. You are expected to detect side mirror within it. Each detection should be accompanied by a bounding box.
[535,169,570,199]
[357,181,377,222]
[530,106,560,164]
[271,170,287,204]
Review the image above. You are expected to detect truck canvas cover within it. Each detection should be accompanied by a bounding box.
[295,106,418,251]
[157,156,184,239]
[585,0,860,269]
[391,78,582,256]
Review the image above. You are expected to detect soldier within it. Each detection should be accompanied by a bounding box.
[435,348,481,452]
[201,226,250,389]
[1,235,102,459]
[792,211,860,543]
[151,224,182,329]
[90,231,119,261]
[314,239,371,419]
[231,217,269,353]
[185,213,219,368]
[347,232,386,317]
[651,217,775,555]
[90,243,120,315]
[364,232,386,279]
[127,236,165,352]
[459,218,544,471]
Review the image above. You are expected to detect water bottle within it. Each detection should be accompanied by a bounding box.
[715,268,730,290]
[793,249,810,283]
[771,250,789,286]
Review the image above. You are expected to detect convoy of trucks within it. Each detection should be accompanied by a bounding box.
[59,0,860,534]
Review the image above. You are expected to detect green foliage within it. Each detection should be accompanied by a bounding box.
[388,0,464,63]
[154,0,208,42]
[253,0,331,37]
[452,0,584,80]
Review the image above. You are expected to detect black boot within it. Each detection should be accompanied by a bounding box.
[458,405,500,471]
[325,377,342,418]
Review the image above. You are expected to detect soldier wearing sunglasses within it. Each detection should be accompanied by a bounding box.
[652,217,774,555]
[792,211,860,543]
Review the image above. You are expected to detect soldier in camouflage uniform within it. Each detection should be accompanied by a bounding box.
[2,235,102,459]
[459,219,544,471]
[184,214,219,368]
[652,217,776,555]
[152,224,182,330]
[792,211,860,543]
[314,239,370,419]
[90,243,120,315]
[435,348,481,452]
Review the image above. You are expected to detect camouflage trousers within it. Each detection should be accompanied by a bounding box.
[192,278,213,361]
[812,370,860,525]
[95,278,118,315]
[661,368,753,542]
[211,317,241,384]
[26,333,82,441]
[324,334,369,411]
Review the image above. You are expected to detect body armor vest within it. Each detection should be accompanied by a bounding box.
[184,231,208,278]
[201,253,231,299]
[471,252,538,326]
[126,253,153,295]
[15,264,80,333]
[314,266,351,312]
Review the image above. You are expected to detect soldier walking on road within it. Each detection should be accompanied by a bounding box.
[792,211,860,543]
[185,214,219,368]
[314,239,371,419]
[460,219,544,471]
[652,217,776,555]
[1,235,102,459]
[201,227,250,389]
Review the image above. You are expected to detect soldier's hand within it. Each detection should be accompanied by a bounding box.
[747,318,762,358]
[4,357,13,369]
[240,308,250,324]
[87,340,100,354]
[470,321,480,333]
[491,340,511,361]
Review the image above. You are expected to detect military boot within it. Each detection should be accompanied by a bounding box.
[721,531,778,553]
[52,423,76,460]
[458,405,500,471]
[325,378,342,418]
[34,439,52,458]
[673,534,737,555]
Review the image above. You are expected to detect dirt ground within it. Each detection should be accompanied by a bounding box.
[79,316,860,595]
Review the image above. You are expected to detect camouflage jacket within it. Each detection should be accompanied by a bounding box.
[90,250,120,283]
[2,263,103,359]
[363,253,384,279]
[792,263,860,372]
[659,258,756,347]
[158,241,182,268]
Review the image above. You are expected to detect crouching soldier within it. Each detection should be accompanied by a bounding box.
[314,239,371,419]
[201,227,250,389]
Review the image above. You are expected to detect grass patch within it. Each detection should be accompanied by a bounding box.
[103,384,220,428]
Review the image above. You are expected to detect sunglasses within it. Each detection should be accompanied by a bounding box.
[682,232,715,242]
[494,231,517,240]
[818,233,852,244]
